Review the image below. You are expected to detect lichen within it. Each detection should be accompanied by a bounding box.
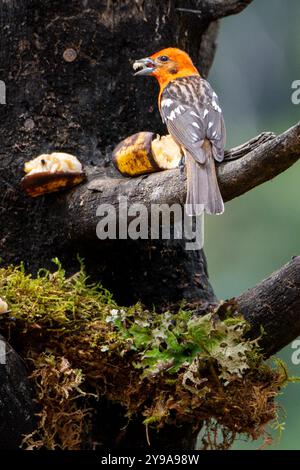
[0,259,291,449]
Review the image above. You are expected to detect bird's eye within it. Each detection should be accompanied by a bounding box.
[158,55,169,62]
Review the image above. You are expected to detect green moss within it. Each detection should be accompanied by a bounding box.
[0,260,289,449]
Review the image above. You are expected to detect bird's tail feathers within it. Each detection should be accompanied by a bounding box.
[185,142,224,216]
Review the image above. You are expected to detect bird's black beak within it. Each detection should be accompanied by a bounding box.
[133,57,156,76]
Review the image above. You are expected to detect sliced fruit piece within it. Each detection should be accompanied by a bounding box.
[24,152,83,175]
[113,132,182,177]
[151,134,182,170]
[22,152,85,197]
[113,132,158,176]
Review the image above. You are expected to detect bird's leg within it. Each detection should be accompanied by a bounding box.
[179,153,186,174]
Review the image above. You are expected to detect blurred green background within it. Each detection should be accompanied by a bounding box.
[206,0,300,450]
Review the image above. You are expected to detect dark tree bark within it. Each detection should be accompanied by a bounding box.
[0,335,37,449]
[0,0,231,307]
[91,400,198,450]
[237,256,300,357]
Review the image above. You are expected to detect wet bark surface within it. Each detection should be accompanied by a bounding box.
[0,335,37,449]
[0,0,221,306]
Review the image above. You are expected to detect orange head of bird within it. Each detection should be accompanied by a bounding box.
[133,47,199,90]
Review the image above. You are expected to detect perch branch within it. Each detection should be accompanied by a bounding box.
[223,131,275,161]
[177,0,254,21]
[62,122,300,240]
[236,256,300,357]
[219,121,300,201]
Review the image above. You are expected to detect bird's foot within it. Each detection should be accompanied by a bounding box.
[179,155,185,175]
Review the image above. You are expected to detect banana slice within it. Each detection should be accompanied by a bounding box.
[151,134,182,170]
[113,132,182,177]
[22,152,85,197]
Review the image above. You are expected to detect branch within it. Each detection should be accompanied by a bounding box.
[235,256,300,357]
[177,0,254,21]
[223,131,275,161]
[220,122,300,202]
[61,122,300,239]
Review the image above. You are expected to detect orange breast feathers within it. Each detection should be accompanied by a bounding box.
[149,48,200,106]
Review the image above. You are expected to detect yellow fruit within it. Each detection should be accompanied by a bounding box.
[22,152,85,197]
[113,132,182,177]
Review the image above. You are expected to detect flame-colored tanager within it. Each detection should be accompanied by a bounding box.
[133,47,225,216]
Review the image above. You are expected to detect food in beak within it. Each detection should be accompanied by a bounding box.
[133,58,155,76]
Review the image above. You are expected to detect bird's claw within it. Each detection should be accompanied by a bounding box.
[179,155,185,175]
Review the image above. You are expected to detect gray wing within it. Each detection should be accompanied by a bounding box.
[160,76,226,164]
